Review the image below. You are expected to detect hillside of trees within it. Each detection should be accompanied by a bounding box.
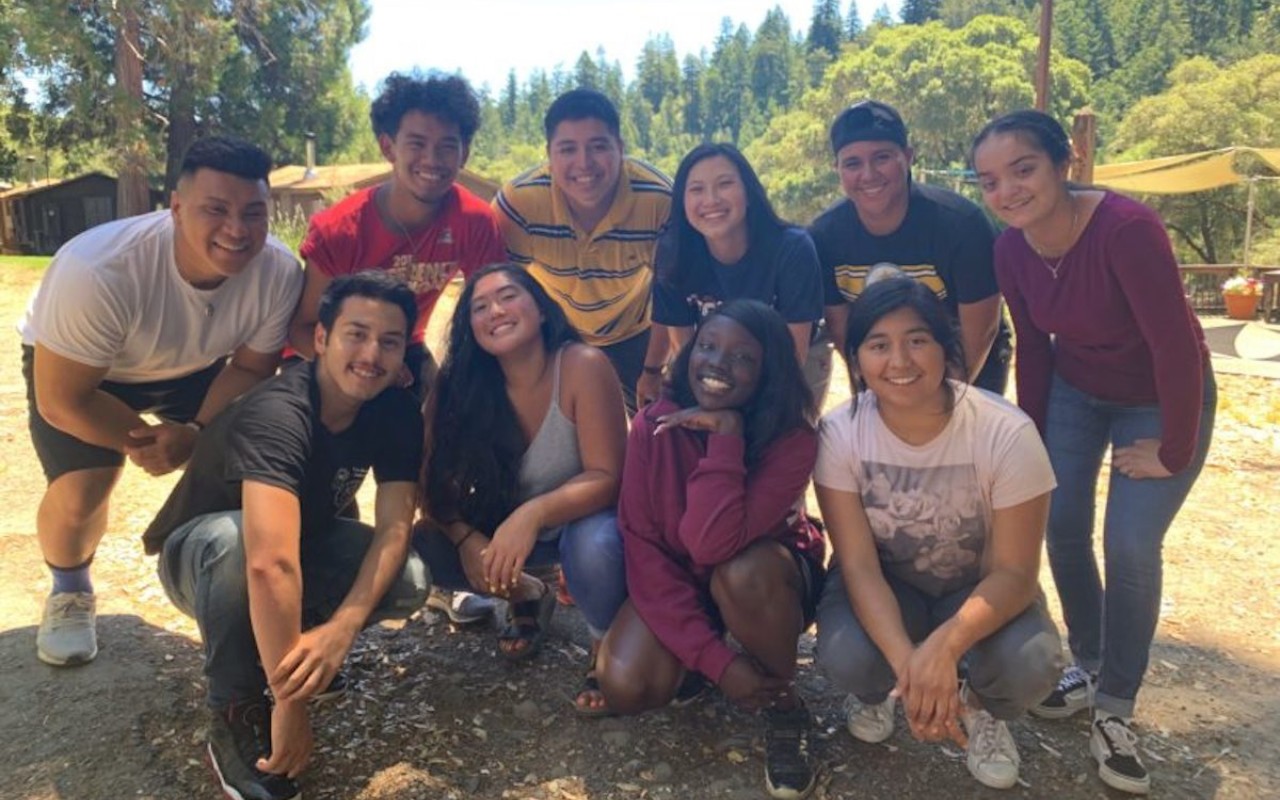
[3,0,1278,262]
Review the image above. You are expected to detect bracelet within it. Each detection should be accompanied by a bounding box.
[641,364,664,376]
[455,529,478,549]
[183,419,205,433]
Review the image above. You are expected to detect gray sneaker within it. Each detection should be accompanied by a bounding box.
[961,705,1020,790]
[843,693,896,743]
[37,592,98,666]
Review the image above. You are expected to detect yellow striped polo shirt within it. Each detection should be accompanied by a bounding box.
[493,157,671,347]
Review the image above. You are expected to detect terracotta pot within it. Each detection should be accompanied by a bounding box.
[1224,292,1260,320]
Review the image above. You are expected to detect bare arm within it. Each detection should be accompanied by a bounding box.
[636,322,676,407]
[483,346,628,588]
[195,344,281,424]
[286,263,334,359]
[824,303,850,366]
[787,321,812,366]
[956,296,999,383]
[33,344,147,451]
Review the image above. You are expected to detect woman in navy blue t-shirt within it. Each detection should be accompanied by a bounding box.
[640,143,828,407]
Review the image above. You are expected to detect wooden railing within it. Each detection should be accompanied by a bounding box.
[1178,264,1276,313]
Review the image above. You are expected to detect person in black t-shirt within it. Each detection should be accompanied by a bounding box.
[144,273,429,800]
[646,143,828,407]
[809,100,1010,395]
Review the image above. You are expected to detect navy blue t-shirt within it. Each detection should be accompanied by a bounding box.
[652,226,824,328]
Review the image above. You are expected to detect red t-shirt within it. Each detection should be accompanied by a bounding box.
[300,184,506,342]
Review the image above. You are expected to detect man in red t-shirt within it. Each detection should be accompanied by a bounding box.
[288,72,505,395]
[288,72,505,627]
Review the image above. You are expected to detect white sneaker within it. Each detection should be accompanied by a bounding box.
[426,589,496,625]
[843,693,896,743]
[961,705,1020,789]
[37,592,98,666]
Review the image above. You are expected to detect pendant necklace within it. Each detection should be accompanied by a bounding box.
[380,185,435,257]
[1024,196,1079,280]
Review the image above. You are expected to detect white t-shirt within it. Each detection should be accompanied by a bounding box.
[815,382,1055,597]
[19,210,302,383]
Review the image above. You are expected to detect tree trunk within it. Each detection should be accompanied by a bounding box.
[114,2,150,217]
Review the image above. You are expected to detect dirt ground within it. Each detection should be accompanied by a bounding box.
[1,263,1277,800]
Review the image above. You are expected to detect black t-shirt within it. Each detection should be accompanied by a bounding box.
[809,182,1000,313]
[142,361,423,554]
[652,226,824,327]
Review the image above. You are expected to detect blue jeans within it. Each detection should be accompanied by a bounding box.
[413,510,626,638]
[157,512,431,709]
[1044,369,1216,718]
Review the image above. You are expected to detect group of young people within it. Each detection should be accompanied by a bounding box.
[20,69,1211,800]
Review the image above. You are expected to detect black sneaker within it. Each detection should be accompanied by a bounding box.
[207,700,302,800]
[1090,715,1150,795]
[763,705,816,800]
[1031,664,1095,719]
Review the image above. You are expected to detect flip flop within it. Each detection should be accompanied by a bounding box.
[496,581,554,662]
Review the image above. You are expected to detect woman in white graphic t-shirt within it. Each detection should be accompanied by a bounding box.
[812,277,1060,791]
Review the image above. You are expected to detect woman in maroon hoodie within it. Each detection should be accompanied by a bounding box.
[972,110,1215,796]
[595,299,822,800]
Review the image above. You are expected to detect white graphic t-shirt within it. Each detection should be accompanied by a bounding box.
[815,382,1055,597]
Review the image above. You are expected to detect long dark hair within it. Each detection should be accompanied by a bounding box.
[666,299,814,467]
[657,143,789,290]
[422,263,582,531]
[843,278,967,416]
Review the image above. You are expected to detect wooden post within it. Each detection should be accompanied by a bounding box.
[1243,177,1257,267]
[1035,0,1054,111]
[114,2,150,218]
[1070,109,1096,185]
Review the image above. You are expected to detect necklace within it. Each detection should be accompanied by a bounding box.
[378,185,436,257]
[1024,196,1079,280]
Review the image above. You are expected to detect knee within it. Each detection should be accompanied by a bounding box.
[596,650,672,716]
[562,512,622,567]
[709,545,794,614]
[968,628,1062,718]
[815,620,891,695]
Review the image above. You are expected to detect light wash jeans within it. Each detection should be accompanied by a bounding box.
[413,510,626,638]
[1044,369,1216,718]
[158,511,430,709]
[816,567,1061,721]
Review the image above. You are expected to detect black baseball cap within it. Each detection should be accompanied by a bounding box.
[830,100,909,154]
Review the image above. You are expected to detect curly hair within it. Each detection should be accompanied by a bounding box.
[421,264,582,531]
[666,299,814,467]
[370,71,481,145]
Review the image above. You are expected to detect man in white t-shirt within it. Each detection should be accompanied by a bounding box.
[19,136,304,667]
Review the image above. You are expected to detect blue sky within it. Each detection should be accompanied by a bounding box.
[349,0,904,94]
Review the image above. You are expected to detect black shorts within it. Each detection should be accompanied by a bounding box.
[22,345,224,482]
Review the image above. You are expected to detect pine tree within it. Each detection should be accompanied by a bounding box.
[901,0,943,23]
[807,0,844,56]
[847,2,865,39]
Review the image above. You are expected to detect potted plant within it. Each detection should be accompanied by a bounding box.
[1222,275,1262,320]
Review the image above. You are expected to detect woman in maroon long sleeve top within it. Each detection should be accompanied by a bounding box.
[595,299,824,800]
[972,110,1215,797]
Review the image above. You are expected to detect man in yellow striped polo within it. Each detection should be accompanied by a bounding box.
[494,89,671,413]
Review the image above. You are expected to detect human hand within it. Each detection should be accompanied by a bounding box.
[653,406,743,437]
[268,622,356,704]
[717,655,790,711]
[256,700,313,779]
[893,640,967,746]
[123,421,197,476]
[636,370,663,409]
[482,506,541,593]
[457,531,492,594]
[1112,438,1173,480]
